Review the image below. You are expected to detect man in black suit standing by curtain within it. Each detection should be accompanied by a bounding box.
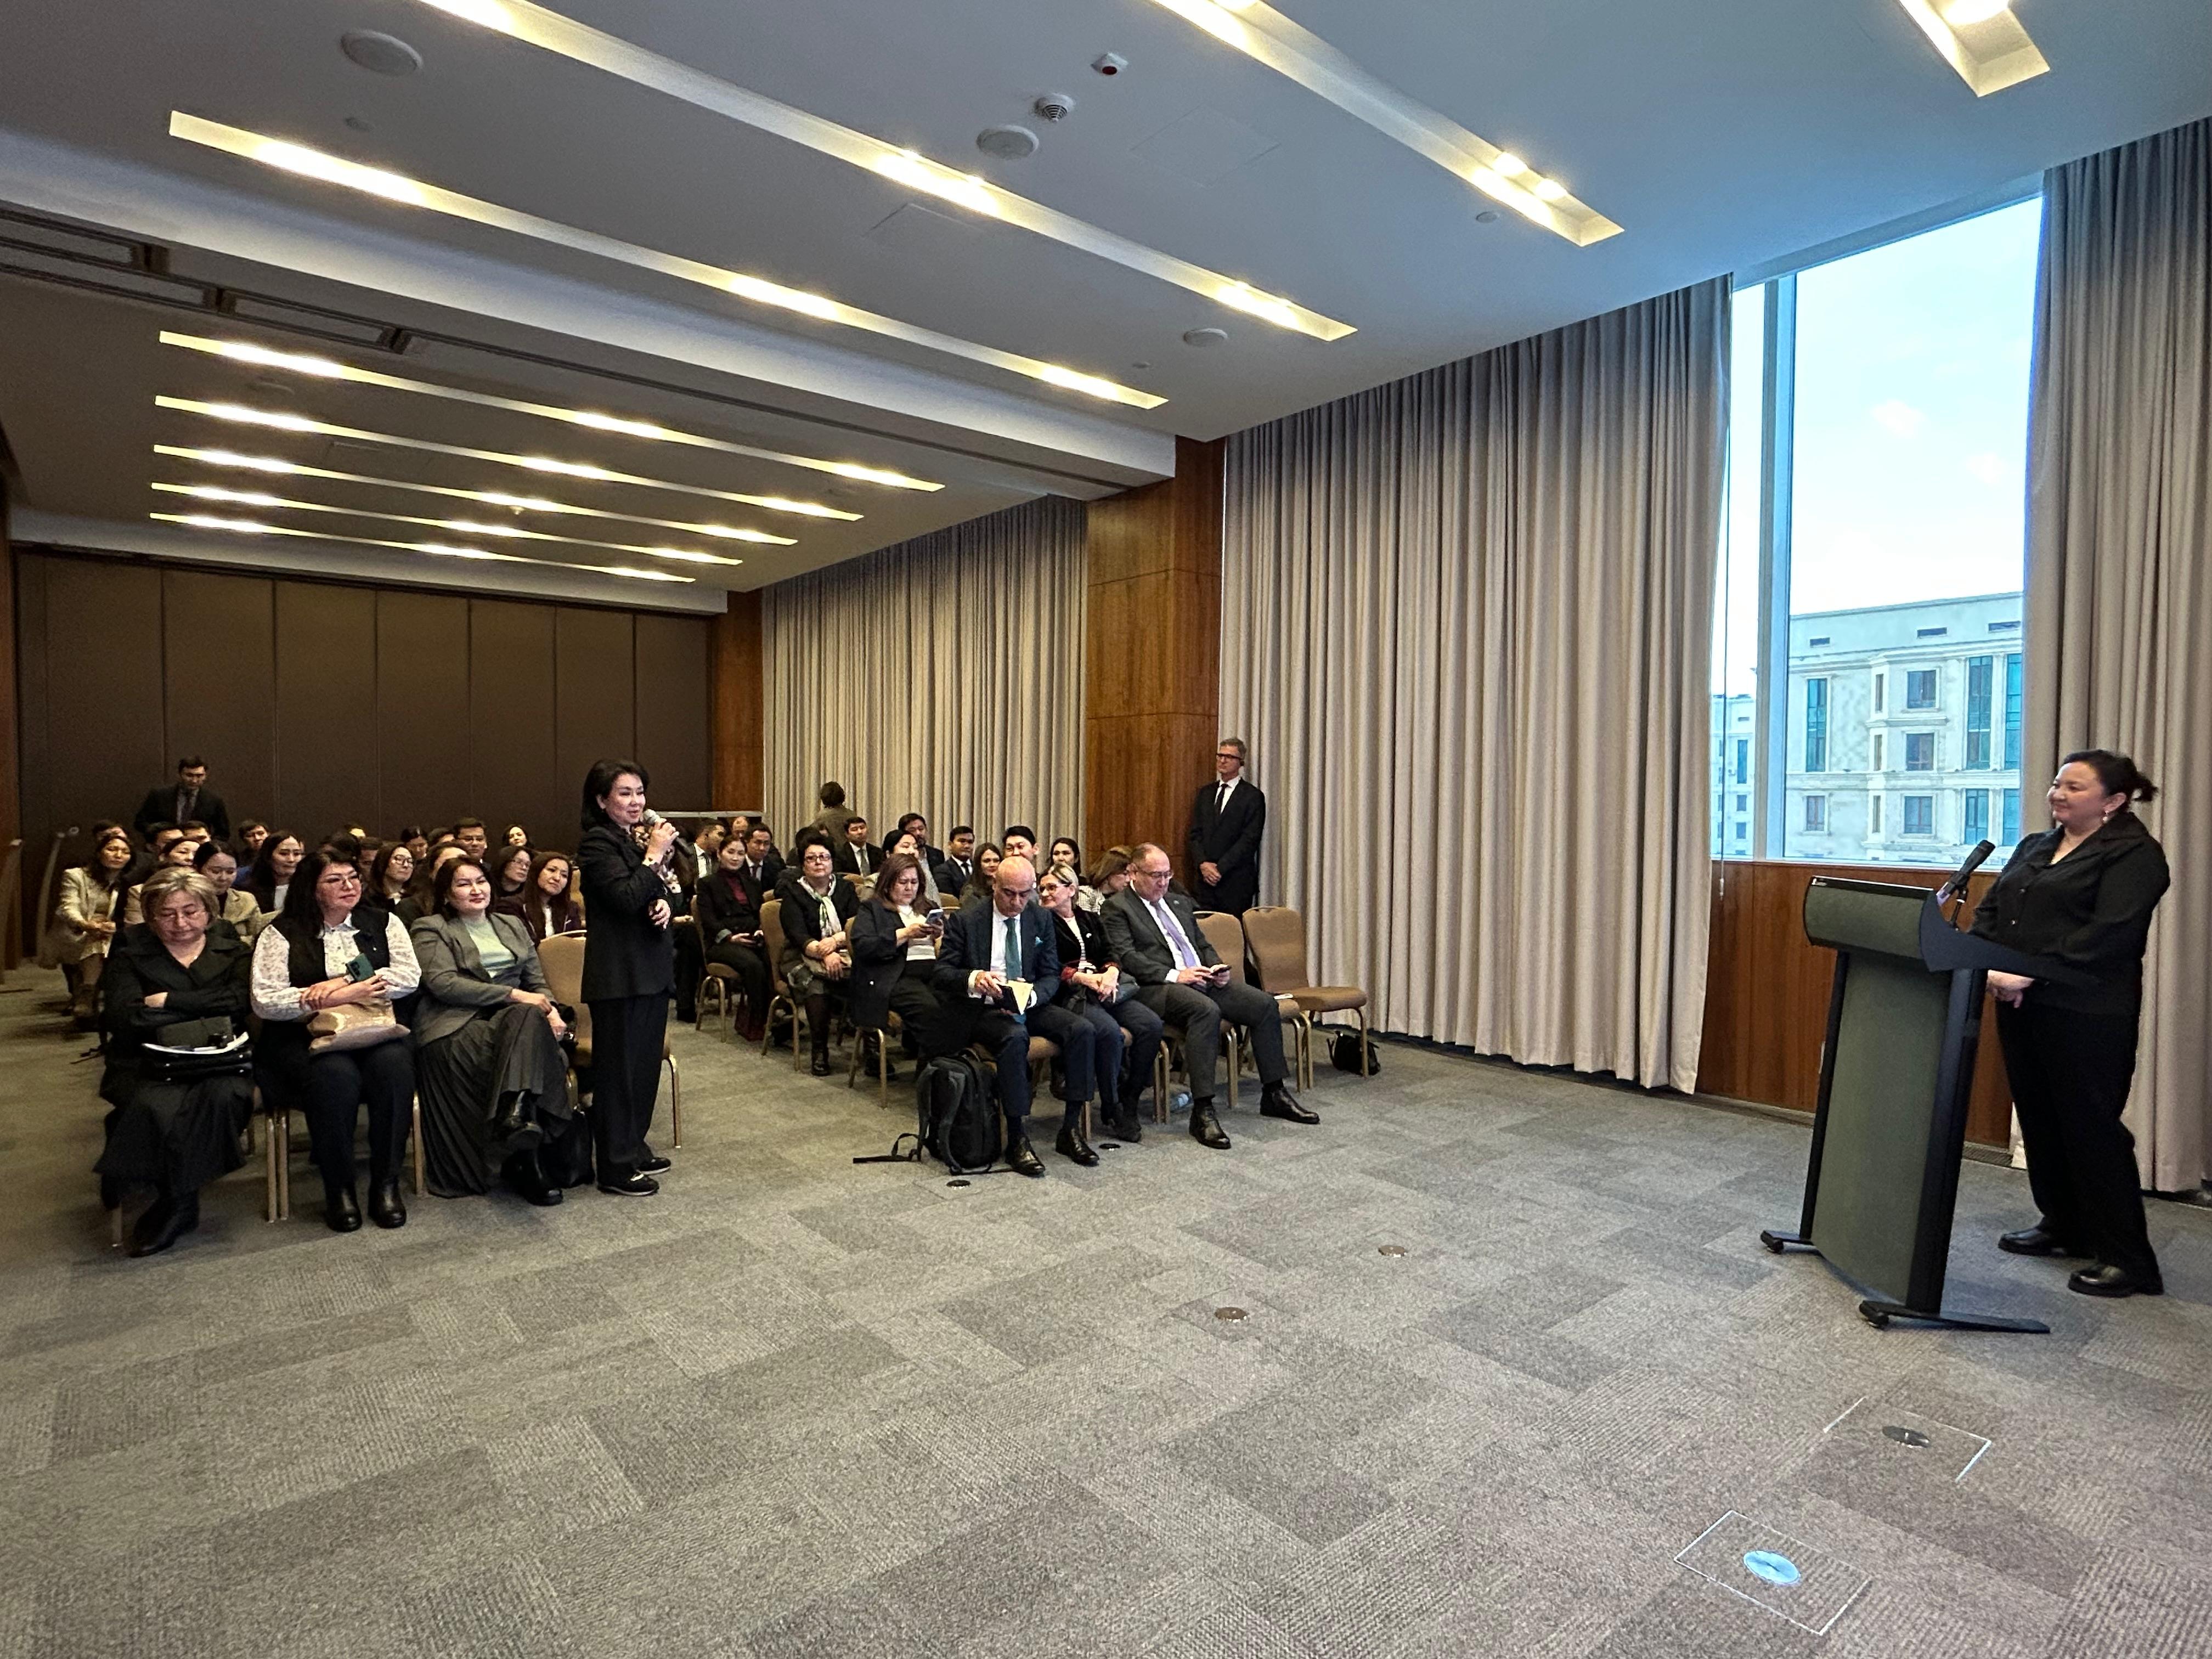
[133,757,230,843]
[1187,737,1264,916]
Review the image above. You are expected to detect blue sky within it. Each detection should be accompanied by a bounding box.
[1715,198,2043,694]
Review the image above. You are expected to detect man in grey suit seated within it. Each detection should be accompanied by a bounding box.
[1100,843,1316,1150]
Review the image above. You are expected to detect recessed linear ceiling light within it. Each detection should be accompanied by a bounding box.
[403,0,1351,342]
[156,330,906,501]
[155,396,801,540]
[148,511,695,582]
[170,112,1167,409]
[1137,0,1619,246]
[1891,0,2049,96]
[151,482,747,565]
[155,444,797,548]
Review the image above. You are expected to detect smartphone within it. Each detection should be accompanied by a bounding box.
[923,907,945,934]
[345,953,379,983]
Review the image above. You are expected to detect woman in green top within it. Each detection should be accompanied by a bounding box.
[410,856,574,1203]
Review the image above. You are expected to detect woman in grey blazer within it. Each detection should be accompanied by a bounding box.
[410,856,574,1205]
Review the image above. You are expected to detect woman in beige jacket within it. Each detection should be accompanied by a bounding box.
[47,831,133,1019]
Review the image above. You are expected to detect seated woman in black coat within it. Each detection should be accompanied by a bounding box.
[487,842,535,923]
[97,867,256,1257]
[364,842,422,927]
[693,833,773,1041]
[409,856,574,1205]
[846,852,949,1080]
[1039,862,1161,1142]
[521,850,585,943]
[774,832,860,1075]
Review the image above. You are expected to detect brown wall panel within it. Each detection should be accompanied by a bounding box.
[47,559,166,840]
[709,592,763,814]
[272,583,377,841]
[554,606,636,803]
[162,569,276,823]
[13,549,48,957]
[468,600,561,847]
[635,613,709,812]
[1696,859,2014,1147]
[374,590,471,834]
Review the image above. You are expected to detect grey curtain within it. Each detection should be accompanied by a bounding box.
[2025,116,2211,1192]
[1221,280,1728,1091]
[762,497,1085,850]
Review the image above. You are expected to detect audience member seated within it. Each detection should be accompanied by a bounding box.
[192,839,264,943]
[1101,843,1314,1151]
[775,833,859,1075]
[734,822,783,893]
[251,849,421,1233]
[959,843,1003,910]
[933,854,1101,1173]
[503,823,530,848]
[1040,863,1158,1143]
[487,843,534,921]
[237,820,269,860]
[693,835,772,1041]
[121,832,202,924]
[885,812,931,864]
[1002,827,1039,869]
[846,852,947,1081]
[365,842,421,927]
[1090,846,1138,900]
[95,867,256,1256]
[680,818,723,886]
[410,856,574,1206]
[454,819,491,860]
[834,816,881,877]
[242,830,305,915]
[47,830,133,1022]
[935,825,978,898]
[881,828,943,906]
[521,850,585,943]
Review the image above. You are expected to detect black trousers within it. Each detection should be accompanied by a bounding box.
[936,1001,1041,1128]
[589,994,668,1173]
[295,1042,415,1194]
[672,923,704,1020]
[704,940,772,1031]
[1995,999,2157,1276]
[1134,978,1288,1102]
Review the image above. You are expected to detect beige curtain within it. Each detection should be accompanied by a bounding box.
[2025,116,2211,1192]
[762,497,1085,849]
[1220,280,1728,1091]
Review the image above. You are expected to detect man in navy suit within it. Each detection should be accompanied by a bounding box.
[1187,738,1265,916]
[933,854,1102,1175]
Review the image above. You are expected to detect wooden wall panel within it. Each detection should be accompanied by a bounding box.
[1697,859,2015,1147]
[162,570,276,823]
[374,591,471,834]
[635,613,709,811]
[47,560,166,840]
[554,607,636,799]
[12,545,46,962]
[467,600,561,847]
[709,591,763,814]
[272,583,377,841]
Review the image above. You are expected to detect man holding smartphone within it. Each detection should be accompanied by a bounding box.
[1101,843,1314,1149]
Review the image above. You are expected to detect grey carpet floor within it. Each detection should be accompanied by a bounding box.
[2,975,2209,1658]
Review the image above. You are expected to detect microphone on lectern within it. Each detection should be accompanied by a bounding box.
[1938,839,1996,910]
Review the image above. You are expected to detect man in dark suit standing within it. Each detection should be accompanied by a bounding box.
[933,854,1102,1175]
[833,817,883,878]
[1103,842,1313,1150]
[1186,738,1264,916]
[133,757,230,843]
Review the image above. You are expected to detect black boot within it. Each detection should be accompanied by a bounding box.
[491,1090,541,1148]
[367,1177,407,1229]
[504,1150,563,1206]
[326,1183,363,1233]
[1101,1093,1142,1143]
[129,1190,200,1257]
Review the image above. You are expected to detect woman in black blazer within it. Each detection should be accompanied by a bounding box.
[846,853,947,1079]
[1039,862,1160,1143]
[1971,749,2172,1298]
[576,758,684,1197]
[773,832,860,1075]
[693,834,773,1041]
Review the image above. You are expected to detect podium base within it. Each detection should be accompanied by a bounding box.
[1757,1232,2048,1334]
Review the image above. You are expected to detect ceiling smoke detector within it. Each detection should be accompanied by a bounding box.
[1034,92,1076,122]
[340,30,423,77]
[975,124,1040,160]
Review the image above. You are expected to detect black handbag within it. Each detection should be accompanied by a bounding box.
[142,1017,252,1082]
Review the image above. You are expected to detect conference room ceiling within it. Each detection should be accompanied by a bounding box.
[1,0,2208,600]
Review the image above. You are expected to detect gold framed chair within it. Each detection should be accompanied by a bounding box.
[1243,906,1370,1084]
[1195,911,1305,1102]
[539,932,681,1147]
[757,898,812,1073]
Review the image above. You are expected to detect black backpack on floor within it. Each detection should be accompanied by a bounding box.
[915,1053,1000,1173]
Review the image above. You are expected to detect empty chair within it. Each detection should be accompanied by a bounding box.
[1243,906,1370,1082]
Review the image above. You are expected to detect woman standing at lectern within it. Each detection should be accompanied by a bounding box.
[1972,749,2170,1297]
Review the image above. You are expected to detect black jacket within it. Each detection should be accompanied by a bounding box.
[578,820,684,1002]
[694,866,765,945]
[772,871,859,976]
[1188,777,1265,907]
[833,840,882,877]
[933,901,1060,1012]
[1972,811,2170,1015]
[133,785,232,842]
[935,856,975,899]
[846,900,937,1030]
[1101,888,1222,987]
[98,924,253,1109]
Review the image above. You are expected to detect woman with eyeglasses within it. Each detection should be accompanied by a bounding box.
[1040,863,1158,1142]
[250,849,420,1232]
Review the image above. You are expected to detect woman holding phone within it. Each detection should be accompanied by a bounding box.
[576,758,682,1197]
[846,851,947,1070]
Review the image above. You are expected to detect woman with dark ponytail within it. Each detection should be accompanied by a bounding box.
[1972,749,2171,1297]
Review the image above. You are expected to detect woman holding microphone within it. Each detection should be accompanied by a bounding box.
[577,759,684,1197]
[1972,749,2171,1297]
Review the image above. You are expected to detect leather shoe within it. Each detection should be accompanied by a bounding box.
[637,1154,672,1175]
[1055,1122,1101,1167]
[491,1097,541,1149]
[810,1051,834,1077]
[597,1170,660,1197]
[128,1192,199,1258]
[326,1184,363,1233]
[1102,1103,1143,1143]
[1189,1101,1232,1150]
[504,1153,563,1207]
[367,1179,407,1229]
[2068,1262,2163,1298]
[1005,1136,1046,1177]
[1260,1084,1318,1124]
[1999,1226,2085,1257]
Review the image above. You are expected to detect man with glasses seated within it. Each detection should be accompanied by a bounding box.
[1101,843,1314,1150]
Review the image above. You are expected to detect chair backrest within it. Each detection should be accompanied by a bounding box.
[537,932,585,1006]
[0,837,21,970]
[1241,906,1311,994]
[758,898,789,995]
[1196,911,1250,985]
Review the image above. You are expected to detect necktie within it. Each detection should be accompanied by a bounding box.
[1155,900,1200,969]
[1217,782,1228,814]
[1002,917,1020,988]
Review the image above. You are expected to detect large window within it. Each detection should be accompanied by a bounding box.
[1963,789,1989,844]
[1716,196,2040,865]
